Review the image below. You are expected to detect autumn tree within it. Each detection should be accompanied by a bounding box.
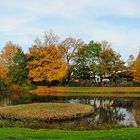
[0,42,20,88]
[131,53,140,82]
[33,31,84,83]
[61,37,84,82]
[98,41,125,82]
[0,42,20,66]
[8,48,29,85]
[28,45,67,84]
[0,64,9,89]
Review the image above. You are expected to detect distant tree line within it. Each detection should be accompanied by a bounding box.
[0,30,139,89]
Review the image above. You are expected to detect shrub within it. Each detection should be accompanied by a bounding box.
[21,83,36,90]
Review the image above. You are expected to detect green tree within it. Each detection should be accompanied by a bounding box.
[72,41,101,82]
[8,48,29,85]
[72,45,90,80]
[85,41,102,79]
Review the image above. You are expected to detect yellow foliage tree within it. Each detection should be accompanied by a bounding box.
[0,42,20,66]
[0,64,9,85]
[28,45,67,82]
[131,52,140,82]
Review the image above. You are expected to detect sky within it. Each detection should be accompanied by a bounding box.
[0,0,140,61]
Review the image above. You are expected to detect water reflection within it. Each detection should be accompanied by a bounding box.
[0,92,140,129]
[68,97,139,127]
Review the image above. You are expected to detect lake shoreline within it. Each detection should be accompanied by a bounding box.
[29,86,140,97]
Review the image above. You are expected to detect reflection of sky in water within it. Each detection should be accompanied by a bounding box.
[68,99,80,104]
[118,108,137,127]
[0,94,140,127]
[68,98,139,126]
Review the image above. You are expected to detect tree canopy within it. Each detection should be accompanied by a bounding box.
[28,45,67,82]
[0,31,138,88]
[131,53,140,83]
[0,42,21,66]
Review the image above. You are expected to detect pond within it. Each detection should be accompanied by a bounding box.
[0,92,140,130]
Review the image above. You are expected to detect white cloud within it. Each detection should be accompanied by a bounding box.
[86,25,140,60]
[0,0,140,59]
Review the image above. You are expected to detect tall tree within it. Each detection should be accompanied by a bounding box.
[72,41,101,81]
[85,41,102,78]
[0,64,9,89]
[28,45,67,83]
[62,37,84,82]
[0,42,20,66]
[72,44,90,80]
[8,48,29,85]
[98,41,125,82]
[131,53,140,82]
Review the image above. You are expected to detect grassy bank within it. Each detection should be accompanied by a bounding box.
[29,86,140,97]
[0,103,93,122]
[0,128,139,140]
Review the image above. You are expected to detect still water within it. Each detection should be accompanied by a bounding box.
[0,92,140,130]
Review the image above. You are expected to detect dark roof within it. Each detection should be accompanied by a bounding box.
[117,71,133,77]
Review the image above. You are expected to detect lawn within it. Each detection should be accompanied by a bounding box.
[0,128,140,140]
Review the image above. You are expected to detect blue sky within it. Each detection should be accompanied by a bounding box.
[0,0,140,60]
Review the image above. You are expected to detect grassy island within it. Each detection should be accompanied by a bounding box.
[0,103,93,122]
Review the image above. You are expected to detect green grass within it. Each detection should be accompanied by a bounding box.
[54,86,140,93]
[30,86,140,97]
[0,128,139,140]
[0,103,93,122]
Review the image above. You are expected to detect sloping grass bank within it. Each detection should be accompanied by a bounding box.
[0,103,93,122]
[0,128,140,140]
[29,86,140,97]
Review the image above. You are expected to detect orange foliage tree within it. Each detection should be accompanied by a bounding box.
[131,53,140,82]
[0,64,9,88]
[0,42,20,88]
[28,45,67,82]
[0,42,20,66]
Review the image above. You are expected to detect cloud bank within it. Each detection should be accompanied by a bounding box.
[0,0,140,60]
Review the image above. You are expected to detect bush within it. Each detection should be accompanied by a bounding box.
[109,82,140,87]
[21,83,36,90]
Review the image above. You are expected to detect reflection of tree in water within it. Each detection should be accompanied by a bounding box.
[0,92,36,105]
[130,101,140,126]
[68,97,137,126]
[0,93,140,129]
[91,104,125,125]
